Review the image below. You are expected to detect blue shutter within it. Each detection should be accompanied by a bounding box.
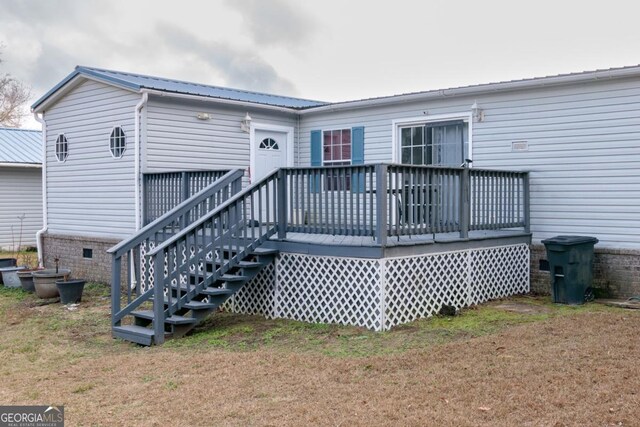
[351,126,365,193]
[310,130,322,192]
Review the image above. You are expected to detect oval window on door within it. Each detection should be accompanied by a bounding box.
[259,138,279,150]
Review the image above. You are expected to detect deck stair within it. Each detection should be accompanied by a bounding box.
[108,169,284,346]
[112,247,278,345]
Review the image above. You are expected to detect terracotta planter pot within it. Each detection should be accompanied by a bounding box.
[32,269,71,299]
[56,279,86,304]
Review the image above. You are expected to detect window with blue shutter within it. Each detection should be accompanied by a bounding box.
[311,126,364,192]
[310,130,322,192]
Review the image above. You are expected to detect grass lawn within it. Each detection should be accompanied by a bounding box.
[0,284,638,426]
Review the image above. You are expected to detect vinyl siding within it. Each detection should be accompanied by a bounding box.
[298,77,640,249]
[144,96,297,172]
[0,167,42,250]
[44,79,139,238]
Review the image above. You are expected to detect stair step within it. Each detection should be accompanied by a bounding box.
[132,310,197,325]
[183,300,218,310]
[238,260,263,269]
[220,274,247,282]
[200,287,234,296]
[251,247,279,256]
[113,325,155,346]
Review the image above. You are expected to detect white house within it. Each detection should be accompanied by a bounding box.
[30,65,640,344]
[0,128,42,251]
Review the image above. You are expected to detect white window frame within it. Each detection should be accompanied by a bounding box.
[321,128,353,167]
[55,133,68,162]
[109,125,127,159]
[391,112,473,166]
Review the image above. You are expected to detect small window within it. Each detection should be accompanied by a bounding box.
[110,127,126,158]
[259,137,279,150]
[56,134,68,162]
[82,248,93,259]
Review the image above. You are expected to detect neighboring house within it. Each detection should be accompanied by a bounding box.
[0,128,42,251]
[30,65,640,344]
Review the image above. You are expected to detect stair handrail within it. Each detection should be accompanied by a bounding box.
[109,168,244,332]
[108,168,244,258]
[145,169,282,344]
[146,169,280,258]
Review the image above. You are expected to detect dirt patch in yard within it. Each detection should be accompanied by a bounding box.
[0,289,638,426]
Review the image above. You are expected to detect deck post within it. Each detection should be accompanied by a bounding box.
[375,164,388,246]
[111,255,122,327]
[277,169,287,239]
[523,172,531,233]
[153,253,165,345]
[180,172,190,229]
[459,164,470,239]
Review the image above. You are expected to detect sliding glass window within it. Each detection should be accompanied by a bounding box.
[400,120,468,166]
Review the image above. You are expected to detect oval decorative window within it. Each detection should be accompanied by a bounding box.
[56,134,68,162]
[259,137,279,150]
[110,127,126,158]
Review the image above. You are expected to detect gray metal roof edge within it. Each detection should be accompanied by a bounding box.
[80,66,328,108]
[31,66,142,111]
[0,127,41,133]
[298,64,640,114]
[33,65,327,112]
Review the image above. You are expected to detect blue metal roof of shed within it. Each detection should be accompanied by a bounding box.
[32,66,328,111]
[0,128,42,164]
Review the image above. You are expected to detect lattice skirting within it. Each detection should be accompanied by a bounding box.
[228,244,530,331]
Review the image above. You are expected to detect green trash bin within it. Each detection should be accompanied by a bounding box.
[541,236,598,305]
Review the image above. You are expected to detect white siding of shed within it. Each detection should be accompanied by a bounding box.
[298,78,640,249]
[44,79,139,238]
[0,167,42,250]
[144,97,297,172]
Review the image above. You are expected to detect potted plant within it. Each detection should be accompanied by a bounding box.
[17,252,41,293]
[1,218,26,287]
[56,279,86,304]
[32,257,71,299]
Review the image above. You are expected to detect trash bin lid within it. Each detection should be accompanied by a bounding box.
[541,235,599,246]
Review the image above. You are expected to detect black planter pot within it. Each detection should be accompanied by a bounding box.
[56,279,86,304]
[17,269,39,292]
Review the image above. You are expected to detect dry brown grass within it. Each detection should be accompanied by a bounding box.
[0,285,638,426]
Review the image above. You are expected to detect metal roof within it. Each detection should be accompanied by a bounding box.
[33,64,640,114]
[32,66,328,111]
[0,128,42,165]
[299,64,640,114]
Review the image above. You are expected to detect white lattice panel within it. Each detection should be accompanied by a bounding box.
[219,243,529,332]
[229,263,277,317]
[383,250,469,329]
[469,244,530,304]
[275,253,382,330]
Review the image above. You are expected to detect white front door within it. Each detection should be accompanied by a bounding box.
[252,128,290,224]
[253,129,288,181]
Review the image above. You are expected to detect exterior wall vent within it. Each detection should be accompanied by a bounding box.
[511,141,529,152]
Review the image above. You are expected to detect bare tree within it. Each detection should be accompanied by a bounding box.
[0,47,31,127]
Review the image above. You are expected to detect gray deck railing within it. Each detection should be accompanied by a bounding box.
[108,169,244,330]
[143,170,231,225]
[281,164,529,244]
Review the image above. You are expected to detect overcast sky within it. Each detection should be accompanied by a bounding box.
[2,0,640,129]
